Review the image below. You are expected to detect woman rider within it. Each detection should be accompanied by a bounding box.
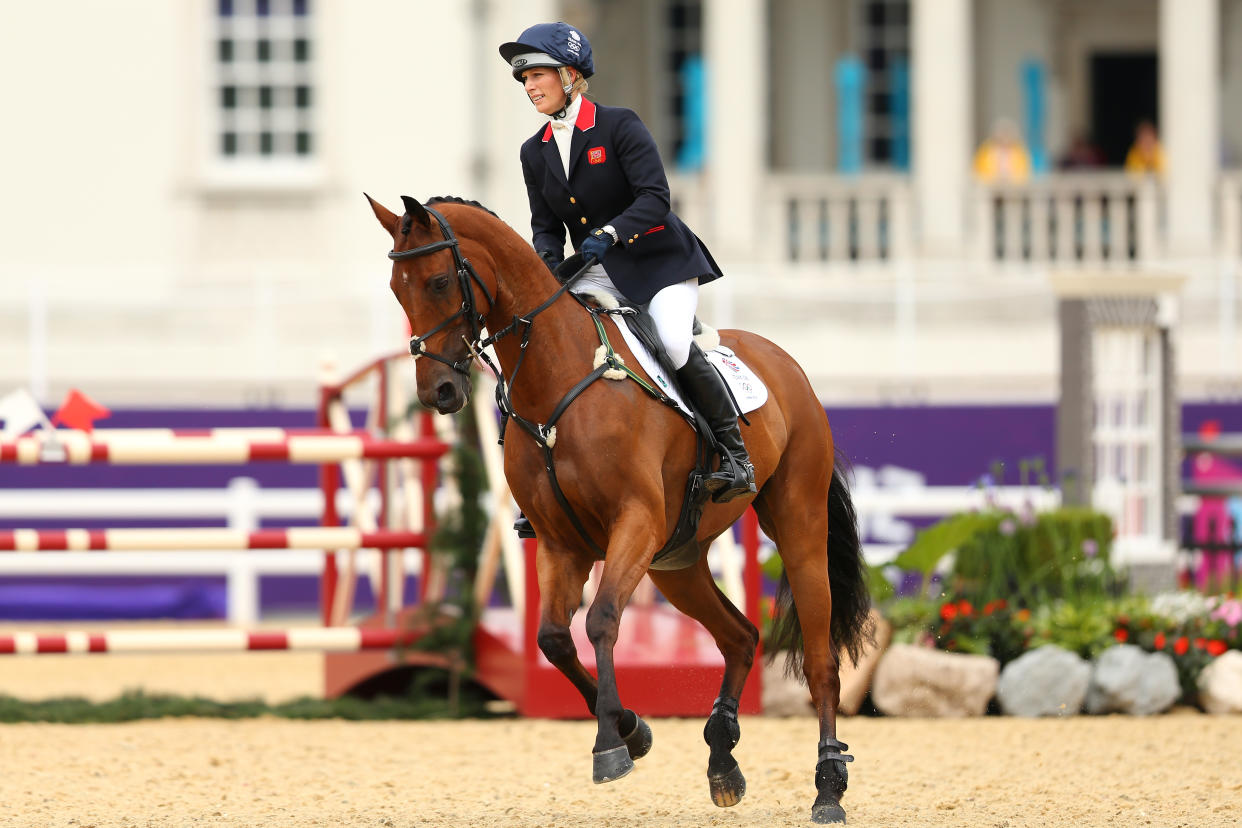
[499,21,756,508]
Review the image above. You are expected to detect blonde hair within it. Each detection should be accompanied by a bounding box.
[558,66,589,100]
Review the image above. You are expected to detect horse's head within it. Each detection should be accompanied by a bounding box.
[366,194,495,414]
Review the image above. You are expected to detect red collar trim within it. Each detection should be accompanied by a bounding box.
[541,99,595,142]
[575,98,597,132]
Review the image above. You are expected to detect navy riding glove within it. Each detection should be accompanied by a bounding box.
[579,227,614,264]
[537,249,563,274]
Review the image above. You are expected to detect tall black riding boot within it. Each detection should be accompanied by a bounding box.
[675,346,757,503]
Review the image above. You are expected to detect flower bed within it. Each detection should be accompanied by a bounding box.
[877,504,1242,708]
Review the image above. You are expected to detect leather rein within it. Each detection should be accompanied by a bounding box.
[388,204,616,556]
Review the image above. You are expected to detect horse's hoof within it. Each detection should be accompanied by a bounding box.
[621,714,653,760]
[592,745,634,784]
[707,762,746,807]
[811,800,847,824]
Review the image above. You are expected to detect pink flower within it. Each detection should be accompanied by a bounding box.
[1211,600,1242,628]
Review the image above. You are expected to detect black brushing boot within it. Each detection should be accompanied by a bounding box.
[513,513,536,539]
[675,345,757,503]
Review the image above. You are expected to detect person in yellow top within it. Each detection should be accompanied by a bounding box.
[973,118,1032,184]
[1124,120,1165,175]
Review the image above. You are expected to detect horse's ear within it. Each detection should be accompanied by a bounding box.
[400,195,431,230]
[365,193,400,239]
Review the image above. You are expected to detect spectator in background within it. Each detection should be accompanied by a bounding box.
[1124,120,1165,176]
[1059,132,1104,170]
[973,118,1032,184]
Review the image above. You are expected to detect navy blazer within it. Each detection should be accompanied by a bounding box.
[519,98,722,305]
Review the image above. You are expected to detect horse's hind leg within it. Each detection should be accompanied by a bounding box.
[756,491,852,824]
[649,554,759,808]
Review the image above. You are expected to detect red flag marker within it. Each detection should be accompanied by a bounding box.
[51,389,111,433]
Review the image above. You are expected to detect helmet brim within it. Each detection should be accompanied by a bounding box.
[500,42,568,81]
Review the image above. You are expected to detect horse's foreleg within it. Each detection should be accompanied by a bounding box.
[650,555,758,808]
[584,520,661,784]
[783,554,850,824]
[534,542,599,712]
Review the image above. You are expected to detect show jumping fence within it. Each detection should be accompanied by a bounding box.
[0,352,454,672]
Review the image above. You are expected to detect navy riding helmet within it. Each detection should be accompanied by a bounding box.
[498,22,595,82]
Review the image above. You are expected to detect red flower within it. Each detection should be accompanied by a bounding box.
[1207,640,1229,657]
[1194,638,1208,651]
[1113,628,1129,643]
[1174,636,1190,655]
[940,604,958,621]
[957,600,974,616]
[1154,632,1166,650]
[995,599,1008,610]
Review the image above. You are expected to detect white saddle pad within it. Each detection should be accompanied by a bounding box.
[605,316,769,418]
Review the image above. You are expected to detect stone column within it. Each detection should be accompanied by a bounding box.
[705,0,765,259]
[1160,0,1219,257]
[912,0,972,258]
[479,0,559,238]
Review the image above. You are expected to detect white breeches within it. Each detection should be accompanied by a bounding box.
[645,278,699,368]
[573,265,699,369]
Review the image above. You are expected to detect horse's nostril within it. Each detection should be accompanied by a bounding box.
[436,381,457,407]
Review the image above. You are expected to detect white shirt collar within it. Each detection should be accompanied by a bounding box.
[549,93,582,130]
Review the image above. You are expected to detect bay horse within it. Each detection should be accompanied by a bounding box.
[367,194,872,824]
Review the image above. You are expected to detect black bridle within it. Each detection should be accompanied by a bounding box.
[388,205,496,375]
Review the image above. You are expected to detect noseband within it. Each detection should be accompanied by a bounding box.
[388,205,496,375]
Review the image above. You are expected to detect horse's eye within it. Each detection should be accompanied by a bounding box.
[429,274,451,294]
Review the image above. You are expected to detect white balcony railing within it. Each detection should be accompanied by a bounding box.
[670,169,1242,270]
[973,173,1162,267]
[763,172,912,264]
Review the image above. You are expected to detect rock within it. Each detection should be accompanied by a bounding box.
[1085,644,1180,715]
[1198,650,1242,714]
[839,610,892,715]
[871,644,999,717]
[997,645,1090,717]
[761,656,814,716]
[760,610,892,716]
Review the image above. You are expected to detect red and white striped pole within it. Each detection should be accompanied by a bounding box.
[0,528,426,552]
[0,432,447,465]
[0,627,422,656]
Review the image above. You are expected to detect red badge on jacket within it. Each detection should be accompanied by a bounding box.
[588,147,606,165]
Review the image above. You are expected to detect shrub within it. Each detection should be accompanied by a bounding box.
[891,506,1119,609]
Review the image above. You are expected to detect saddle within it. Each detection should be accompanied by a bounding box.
[550,255,731,570]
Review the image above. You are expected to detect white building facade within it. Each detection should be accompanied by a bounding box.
[2,0,1241,410]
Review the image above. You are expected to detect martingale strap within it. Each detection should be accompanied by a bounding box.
[494,292,700,562]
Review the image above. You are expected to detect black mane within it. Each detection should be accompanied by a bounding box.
[425,195,499,219]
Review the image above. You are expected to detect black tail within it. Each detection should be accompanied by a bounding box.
[767,455,875,676]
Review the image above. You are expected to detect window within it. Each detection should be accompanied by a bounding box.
[854,0,910,167]
[666,0,704,171]
[213,0,314,161]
